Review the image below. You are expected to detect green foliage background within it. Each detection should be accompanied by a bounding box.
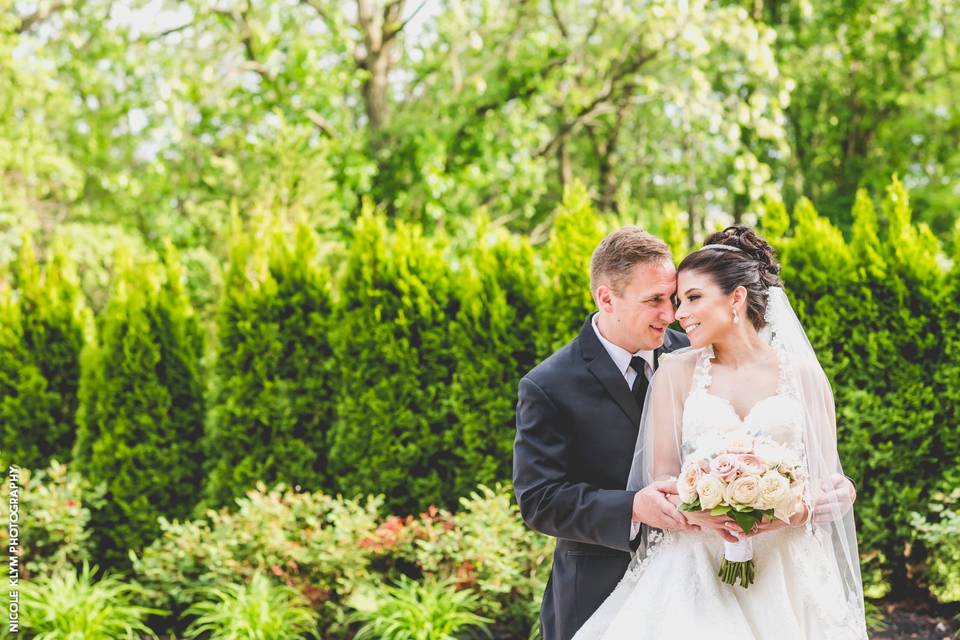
[72,247,206,566]
[2,0,960,620]
[4,181,959,604]
[202,218,336,508]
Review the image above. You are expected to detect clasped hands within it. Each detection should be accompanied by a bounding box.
[632,473,855,544]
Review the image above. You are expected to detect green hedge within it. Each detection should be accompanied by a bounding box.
[445,220,544,501]
[0,239,87,470]
[768,180,956,596]
[73,246,205,565]
[202,221,336,508]
[327,210,460,514]
[3,179,960,601]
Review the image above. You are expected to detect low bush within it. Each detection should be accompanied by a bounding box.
[10,562,163,639]
[911,487,960,603]
[132,482,381,634]
[348,575,492,640]
[183,571,320,640]
[0,460,105,579]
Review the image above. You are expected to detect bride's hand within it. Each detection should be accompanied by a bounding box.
[737,501,809,537]
[665,496,740,543]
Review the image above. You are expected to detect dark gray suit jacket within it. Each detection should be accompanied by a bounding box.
[513,317,689,640]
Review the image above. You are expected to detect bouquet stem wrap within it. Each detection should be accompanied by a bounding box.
[719,537,755,587]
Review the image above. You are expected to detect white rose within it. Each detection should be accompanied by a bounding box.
[696,474,724,510]
[678,462,702,504]
[698,432,725,454]
[757,470,790,509]
[724,429,756,454]
[724,475,762,509]
[754,441,785,467]
[774,488,803,524]
[779,447,803,469]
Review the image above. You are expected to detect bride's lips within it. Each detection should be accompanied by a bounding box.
[683,322,701,335]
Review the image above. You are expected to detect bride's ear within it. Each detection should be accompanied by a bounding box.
[731,285,748,310]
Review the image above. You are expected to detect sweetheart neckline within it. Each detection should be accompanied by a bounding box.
[693,390,791,424]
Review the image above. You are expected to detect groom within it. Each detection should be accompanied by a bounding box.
[514,227,695,640]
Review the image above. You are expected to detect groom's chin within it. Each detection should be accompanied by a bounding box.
[646,327,667,348]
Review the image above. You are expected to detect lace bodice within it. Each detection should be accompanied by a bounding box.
[681,345,804,461]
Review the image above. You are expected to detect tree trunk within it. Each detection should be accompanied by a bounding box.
[557,140,572,193]
[356,0,405,132]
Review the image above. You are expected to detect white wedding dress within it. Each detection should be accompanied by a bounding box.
[573,346,868,640]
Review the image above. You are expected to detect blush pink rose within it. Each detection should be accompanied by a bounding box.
[710,453,739,482]
[737,453,764,475]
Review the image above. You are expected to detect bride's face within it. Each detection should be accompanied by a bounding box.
[675,269,739,348]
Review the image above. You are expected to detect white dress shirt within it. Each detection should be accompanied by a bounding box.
[590,313,654,389]
[590,313,653,540]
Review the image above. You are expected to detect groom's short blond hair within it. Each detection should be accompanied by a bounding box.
[590,226,672,299]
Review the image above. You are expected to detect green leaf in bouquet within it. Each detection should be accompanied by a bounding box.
[729,509,763,534]
[709,505,732,516]
[679,499,701,512]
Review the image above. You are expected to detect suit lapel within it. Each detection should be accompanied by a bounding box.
[578,317,642,426]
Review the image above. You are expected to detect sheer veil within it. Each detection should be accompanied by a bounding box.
[625,286,865,616]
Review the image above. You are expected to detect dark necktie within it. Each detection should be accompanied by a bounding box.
[630,356,650,404]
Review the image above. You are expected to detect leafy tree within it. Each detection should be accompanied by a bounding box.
[749,0,960,243]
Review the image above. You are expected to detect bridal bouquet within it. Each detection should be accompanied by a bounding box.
[677,432,807,588]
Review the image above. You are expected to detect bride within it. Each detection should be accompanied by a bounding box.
[573,226,868,640]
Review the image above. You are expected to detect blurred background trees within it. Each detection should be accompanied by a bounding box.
[3,0,960,635]
[4,0,958,289]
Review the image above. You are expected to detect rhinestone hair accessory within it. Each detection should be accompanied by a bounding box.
[699,243,743,253]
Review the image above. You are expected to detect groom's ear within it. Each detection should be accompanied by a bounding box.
[595,285,613,312]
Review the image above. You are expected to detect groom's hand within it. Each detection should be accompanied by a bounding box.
[632,480,693,531]
[812,474,857,524]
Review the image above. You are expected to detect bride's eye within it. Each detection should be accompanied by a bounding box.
[687,295,700,302]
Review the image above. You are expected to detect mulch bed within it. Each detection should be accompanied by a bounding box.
[870,600,959,639]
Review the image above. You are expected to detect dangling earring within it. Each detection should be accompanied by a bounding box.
[733,309,740,325]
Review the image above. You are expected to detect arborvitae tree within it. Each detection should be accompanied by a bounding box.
[73,246,205,567]
[777,196,855,374]
[654,203,689,260]
[538,181,605,355]
[0,286,55,469]
[850,178,946,595]
[757,193,791,243]
[203,222,336,508]
[327,210,459,513]
[779,182,948,596]
[937,230,960,491]
[0,238,87,470]
[445,220,544,499]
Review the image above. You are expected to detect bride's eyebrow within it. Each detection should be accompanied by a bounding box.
[682,288,702,296]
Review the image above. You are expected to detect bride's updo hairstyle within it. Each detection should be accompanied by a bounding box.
[677,225,783,330]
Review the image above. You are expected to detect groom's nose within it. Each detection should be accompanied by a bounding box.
[658,298,676,323]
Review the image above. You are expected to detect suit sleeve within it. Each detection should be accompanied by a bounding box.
[513,376,636,553]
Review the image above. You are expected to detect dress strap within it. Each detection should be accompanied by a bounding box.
[772,339,799,399]
[691,345,714,393]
